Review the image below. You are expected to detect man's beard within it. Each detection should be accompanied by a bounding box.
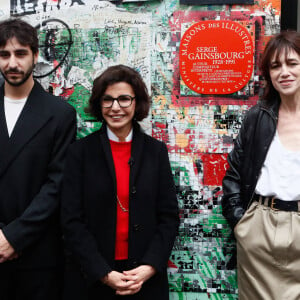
[1,63,35,87]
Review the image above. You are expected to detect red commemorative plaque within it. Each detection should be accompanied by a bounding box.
[180,20,254,95]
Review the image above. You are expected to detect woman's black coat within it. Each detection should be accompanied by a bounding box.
[61,122,179,299]
[222,100,279,230]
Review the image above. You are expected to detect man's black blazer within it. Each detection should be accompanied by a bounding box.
[0,81,77,269]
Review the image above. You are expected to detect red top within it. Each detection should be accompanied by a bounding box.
[110,140,131,260]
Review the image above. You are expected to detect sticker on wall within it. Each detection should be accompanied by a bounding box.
[179,20,254,95]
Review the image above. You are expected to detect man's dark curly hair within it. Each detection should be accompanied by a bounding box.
[0,18,39,55]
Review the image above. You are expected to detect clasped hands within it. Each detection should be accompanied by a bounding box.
[0,229,18,263]
[101,265,156,296]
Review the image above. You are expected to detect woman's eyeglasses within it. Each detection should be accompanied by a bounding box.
[101,95,135,108]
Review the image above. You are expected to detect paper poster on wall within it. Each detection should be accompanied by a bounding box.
[179,20,254,95]
[180,0,253,4]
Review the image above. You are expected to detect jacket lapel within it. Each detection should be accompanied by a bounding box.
[0,85,9,154]
[0,82,52,178]
[99,125,117,189]
[130,122,144,183]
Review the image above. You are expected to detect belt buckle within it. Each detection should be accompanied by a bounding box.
[270,197,278,211]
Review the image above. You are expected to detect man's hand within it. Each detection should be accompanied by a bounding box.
[115,265,156,296]
[0,230,17,263]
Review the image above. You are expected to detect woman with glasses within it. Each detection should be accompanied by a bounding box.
[222,31,300,299]
[61,65,179,299]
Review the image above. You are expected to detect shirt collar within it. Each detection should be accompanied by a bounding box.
[107,126,133,142]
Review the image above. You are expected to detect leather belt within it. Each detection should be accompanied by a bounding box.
[253,194,300,212]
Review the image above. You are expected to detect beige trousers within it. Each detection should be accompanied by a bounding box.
[234,201,300,300]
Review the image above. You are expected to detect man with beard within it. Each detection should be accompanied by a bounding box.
[0,18,77,299]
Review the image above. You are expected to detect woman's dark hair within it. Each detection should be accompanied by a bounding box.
[260,30,300,102]
[0,18,39,55]
[86,64,150,121]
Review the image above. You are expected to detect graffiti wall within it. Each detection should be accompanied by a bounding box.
[0,0,281,299]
